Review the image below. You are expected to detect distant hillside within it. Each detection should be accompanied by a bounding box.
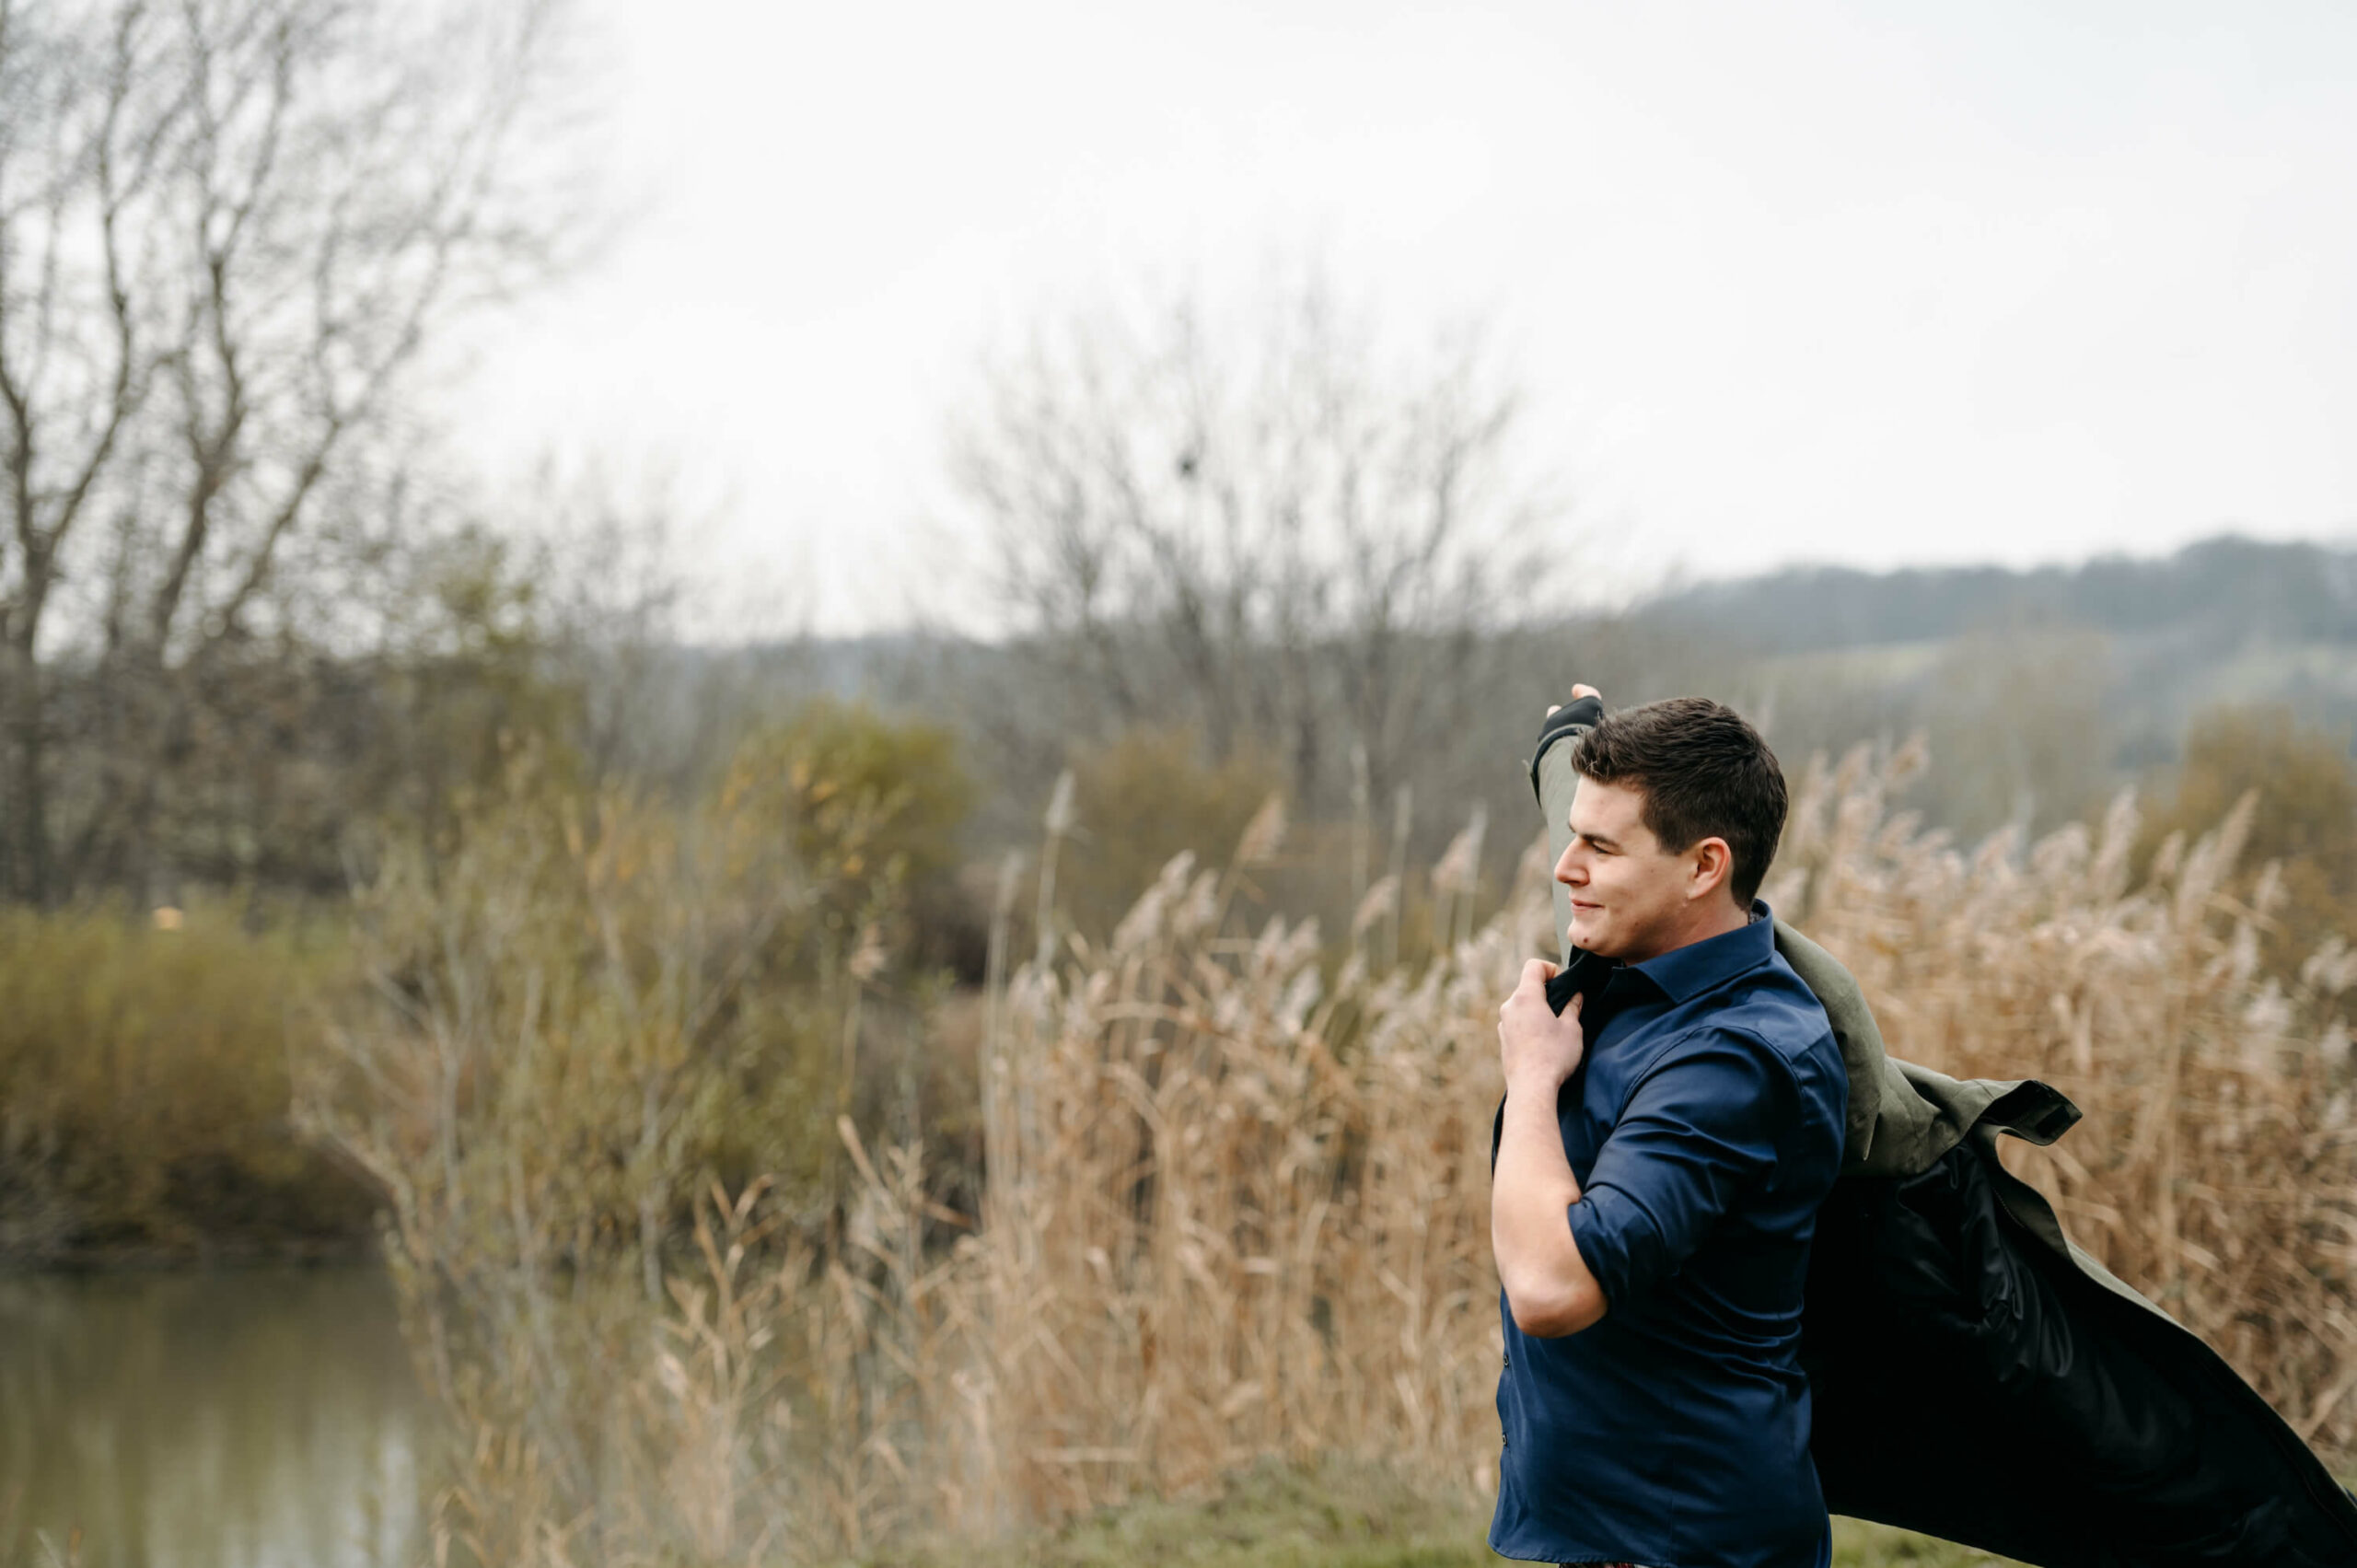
[1641,535,2357,655]
[678,531,2357,854]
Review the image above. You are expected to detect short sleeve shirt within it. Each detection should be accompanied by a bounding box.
[1489,904,1848,1568]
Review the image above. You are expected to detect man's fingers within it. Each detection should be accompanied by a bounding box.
[1502,958,1564,1018]
[1550,685,1602,719]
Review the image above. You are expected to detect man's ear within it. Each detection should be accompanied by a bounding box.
[1689,837,1735,901]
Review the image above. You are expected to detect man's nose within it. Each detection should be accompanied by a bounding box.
[1554,844,1584,885]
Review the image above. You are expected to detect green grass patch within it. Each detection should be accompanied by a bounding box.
[1831,1517,2025,1566]
[878,1462,2018,1568]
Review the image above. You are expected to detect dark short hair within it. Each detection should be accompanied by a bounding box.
[1571,697,1788,905]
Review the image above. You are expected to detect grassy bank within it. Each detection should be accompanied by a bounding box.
[874,1464,2017,1568]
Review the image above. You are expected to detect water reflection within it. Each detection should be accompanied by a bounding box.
[0,1265,426,1568]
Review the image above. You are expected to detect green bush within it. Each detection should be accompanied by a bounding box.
[0,903,374,1262]
[2138,703,2357,972]
[306,704,979,1275]
[1060,726,1283,942]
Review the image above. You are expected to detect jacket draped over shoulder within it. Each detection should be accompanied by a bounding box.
[1529,714,2357,1568]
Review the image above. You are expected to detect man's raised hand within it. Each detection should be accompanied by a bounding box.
[1544,683,1603,720]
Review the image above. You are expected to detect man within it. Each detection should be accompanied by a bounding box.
[1490,691,2357,1568]
[1490,688,1846,1568]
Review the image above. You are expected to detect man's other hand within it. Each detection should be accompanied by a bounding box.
[1500,958,1585,1090]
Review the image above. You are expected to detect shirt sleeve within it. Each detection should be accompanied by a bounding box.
[1567,1029,1789,1309]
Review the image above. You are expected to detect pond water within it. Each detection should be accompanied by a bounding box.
[0,1265,427,1568]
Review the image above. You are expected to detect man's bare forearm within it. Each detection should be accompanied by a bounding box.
[1492,1074,1608,1337]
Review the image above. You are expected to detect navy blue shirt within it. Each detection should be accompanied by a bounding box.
[1490,905,1847,1568]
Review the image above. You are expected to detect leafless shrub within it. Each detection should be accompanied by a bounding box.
[953,274,1562,819]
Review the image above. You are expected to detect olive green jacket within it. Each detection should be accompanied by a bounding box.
[1529,723,2357,1567]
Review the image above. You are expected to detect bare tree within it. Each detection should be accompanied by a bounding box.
[0,0,582,902]
[952,277,1562,817]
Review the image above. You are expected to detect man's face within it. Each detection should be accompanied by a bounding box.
[1555,775,1708,962]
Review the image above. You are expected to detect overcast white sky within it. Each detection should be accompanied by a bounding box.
[447,0,2357,637]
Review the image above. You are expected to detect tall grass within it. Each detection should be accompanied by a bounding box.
[946,813,1543,1523]
[294,725,973,1564]
[325,739,2357,1563]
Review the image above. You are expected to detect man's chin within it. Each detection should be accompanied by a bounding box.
[1568,917,1620,958]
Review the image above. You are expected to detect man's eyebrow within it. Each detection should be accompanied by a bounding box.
[1567,818,1620,851]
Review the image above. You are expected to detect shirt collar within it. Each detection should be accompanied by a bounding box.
[1626,899,1777,1005]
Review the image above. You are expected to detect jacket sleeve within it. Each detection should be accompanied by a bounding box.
[1568,1029,1788,1308]
[1529,696,1603,966]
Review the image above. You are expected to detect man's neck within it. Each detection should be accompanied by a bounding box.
[1624,897,1752,965]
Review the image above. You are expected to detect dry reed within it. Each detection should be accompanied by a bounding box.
[331,738,2357,1563]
